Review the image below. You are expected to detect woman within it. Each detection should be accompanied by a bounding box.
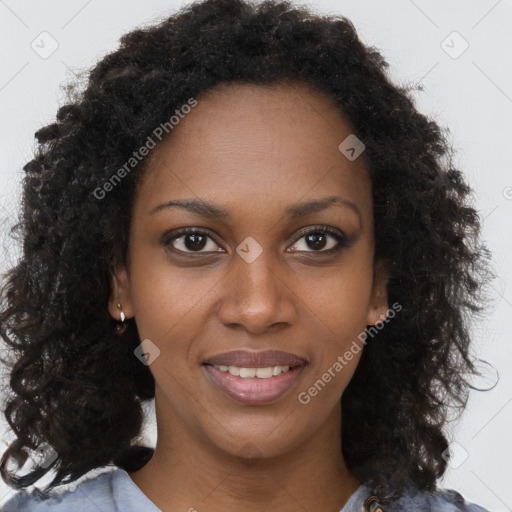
[0,0,493,510]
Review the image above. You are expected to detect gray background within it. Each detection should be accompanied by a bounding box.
[0,0,511,510]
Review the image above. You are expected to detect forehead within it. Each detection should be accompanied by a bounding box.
[137,82,372,224]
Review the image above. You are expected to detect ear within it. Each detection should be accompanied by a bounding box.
[108,265,135,321]
[365,259,390,326]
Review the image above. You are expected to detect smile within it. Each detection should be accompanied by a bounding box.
[212,364,293,378]
[203,363,306,405]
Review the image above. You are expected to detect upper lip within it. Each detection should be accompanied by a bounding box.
[203,350,308,368]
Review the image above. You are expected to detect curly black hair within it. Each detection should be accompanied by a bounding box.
[0,0,493,507]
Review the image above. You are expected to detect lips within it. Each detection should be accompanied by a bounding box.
[202,349,308,368]
[203,364,306,405]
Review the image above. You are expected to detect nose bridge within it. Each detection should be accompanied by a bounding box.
[235,241,282,306]
[219,238,296,331]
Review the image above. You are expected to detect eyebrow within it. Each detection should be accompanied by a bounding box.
[149,195,362,226]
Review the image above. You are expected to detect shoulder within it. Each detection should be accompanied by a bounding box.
[348,482,490,512]
[1,468,118,511]
[387,485,491,512]
[0,467,160,512]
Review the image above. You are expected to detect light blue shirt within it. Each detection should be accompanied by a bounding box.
[0,467,490,511]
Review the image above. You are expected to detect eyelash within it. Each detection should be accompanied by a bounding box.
[161,225,350,256]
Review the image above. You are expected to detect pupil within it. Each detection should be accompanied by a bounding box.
[186,234,206,251]
[307,233,326,250]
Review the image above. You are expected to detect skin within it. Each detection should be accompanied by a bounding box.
[108,82,389,512]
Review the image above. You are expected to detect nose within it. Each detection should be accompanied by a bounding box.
[217,246,298,334]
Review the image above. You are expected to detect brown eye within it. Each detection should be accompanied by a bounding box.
[163,228,223,253]
[288,226,350,253]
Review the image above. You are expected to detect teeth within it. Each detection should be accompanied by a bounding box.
[214,365,291,379]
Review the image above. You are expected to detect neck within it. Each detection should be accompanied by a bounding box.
[129,387,360,512]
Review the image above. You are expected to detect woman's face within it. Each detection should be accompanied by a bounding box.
[109,82,388,459]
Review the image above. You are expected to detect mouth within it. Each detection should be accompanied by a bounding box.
[202,359,307,406]
[202,349,308,368]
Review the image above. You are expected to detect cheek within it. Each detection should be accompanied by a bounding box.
[128,251,219,341]
[129,266,210,401]
[295,256,374,336]
[297,321,364,412]
[295,254,373,387]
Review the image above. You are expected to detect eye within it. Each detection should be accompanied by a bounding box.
[162,225,351,255]
[288,226,349,253]
[162,228,223,254]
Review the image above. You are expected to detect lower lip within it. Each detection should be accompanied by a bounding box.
[203,364,306,405]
